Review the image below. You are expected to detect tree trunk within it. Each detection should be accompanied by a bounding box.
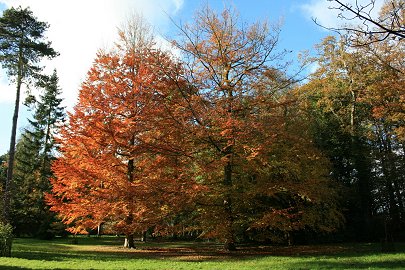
[350,90,355,133]
[141,230,147,242]
[39,113,52,187]
[380,129,402,234]
[393,179,405,220]
[352,138,372,241]
[223,160,236,251]
[97,224,102,237]
[3,42,24,224]
[385,135,405,222]
[3,76,22,223]
[123,234,135,249]
[222,81,236,251]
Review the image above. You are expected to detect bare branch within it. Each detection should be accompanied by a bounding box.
[317,0,404,46]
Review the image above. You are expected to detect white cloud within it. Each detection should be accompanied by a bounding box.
[300,0,385,30]
[0,0,184,109]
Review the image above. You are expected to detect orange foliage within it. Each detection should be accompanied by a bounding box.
[46,47,196,236]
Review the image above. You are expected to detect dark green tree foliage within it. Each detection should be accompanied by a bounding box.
[302,34,405,241]
[0,6,58,223]
[27,70,65,174]
[0,222,12,257]
[0,154,6,248]
[11,70,65,238]
[0,154,7,193]
[301,37,374,240]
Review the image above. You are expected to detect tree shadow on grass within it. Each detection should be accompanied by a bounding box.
[290,257,405,269]
[11,250,131,262]
[11,244,258,263]
[0,266,30,270]
[11,239,405,264]
[135,242,405,263]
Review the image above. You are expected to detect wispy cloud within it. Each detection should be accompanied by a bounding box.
[173,0,185,13]
[300,0,384,30]
[0,0,184,108]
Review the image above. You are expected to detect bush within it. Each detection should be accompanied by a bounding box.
[0,222,13,257]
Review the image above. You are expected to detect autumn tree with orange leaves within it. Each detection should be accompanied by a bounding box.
[46,18,195,248]
[169,6,342,249]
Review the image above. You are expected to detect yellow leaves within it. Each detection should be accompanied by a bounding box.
[243,145,262,161]
[247,150,260,161]
[66,227,88,235]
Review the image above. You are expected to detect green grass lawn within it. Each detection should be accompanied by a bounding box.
[0,237,404,269]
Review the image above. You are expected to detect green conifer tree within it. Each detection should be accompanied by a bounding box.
[0,6,58,227]
[11,70,65,238]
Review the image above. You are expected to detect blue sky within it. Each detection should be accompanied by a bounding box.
[0,0,384,155]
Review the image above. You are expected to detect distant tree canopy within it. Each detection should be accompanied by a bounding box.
[300,30,404,240]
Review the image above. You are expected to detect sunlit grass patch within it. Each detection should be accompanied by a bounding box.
[0,237,404,269]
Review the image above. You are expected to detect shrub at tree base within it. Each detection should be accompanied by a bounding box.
[0,222,13,257]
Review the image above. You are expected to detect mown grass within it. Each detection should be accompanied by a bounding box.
[0,236,404,269]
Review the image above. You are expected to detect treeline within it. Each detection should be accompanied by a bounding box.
[0,2,404,252]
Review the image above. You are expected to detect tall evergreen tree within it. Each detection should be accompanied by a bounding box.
[0,6,58,224]
[11,70,65,238]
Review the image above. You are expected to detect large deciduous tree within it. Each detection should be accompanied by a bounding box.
[171,6,342,249]
[46,20,192,248]
[0,6,58,225]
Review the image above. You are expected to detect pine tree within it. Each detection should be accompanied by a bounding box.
[11,70,65,238]
[0,6,58,227]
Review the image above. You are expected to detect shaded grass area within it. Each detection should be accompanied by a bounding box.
[0,237,404,269]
